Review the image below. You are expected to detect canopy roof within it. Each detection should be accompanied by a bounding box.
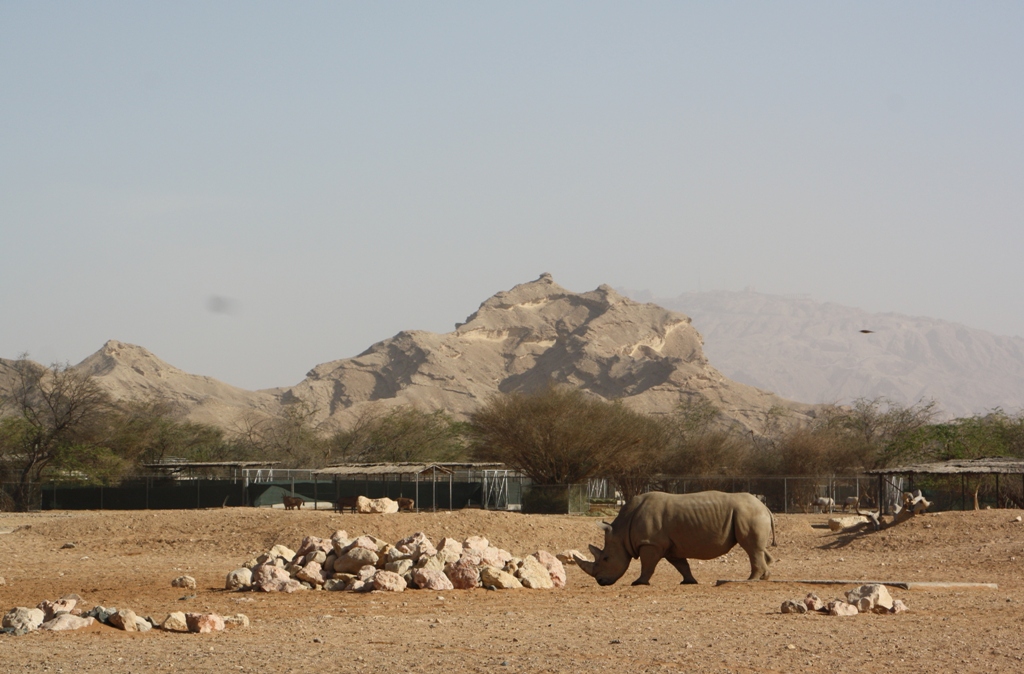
[314,463,453,477]
[866,457,1024,476]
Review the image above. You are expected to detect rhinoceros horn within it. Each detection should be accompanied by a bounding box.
[573,552,595,576]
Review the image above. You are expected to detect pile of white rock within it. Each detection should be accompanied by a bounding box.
[781,584,908,616]
[227,530,566,593]
[1,591,248,636]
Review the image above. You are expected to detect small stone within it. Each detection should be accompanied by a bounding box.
[531,550,567,589]
[224,613,250,628]
[889,599,908,614]
[373,570,407,592]
[60,542,76,549]
[37,597,78,621]
[803,593,825,612]
[108,609,139,631]
[185,612,225,633]
[827,600,859,616]
[225,567,253,591]
[845,584,894,612]
[481,566,523,590]
[445,557,481,589]
[134,615,153,632]
[516,555,554,589]
[171,575,197,590]
[39,614,94,632]
[781,599,807,614]
[3,607,45,632]
[412,568,455,591]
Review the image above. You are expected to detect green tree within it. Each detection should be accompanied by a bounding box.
[469,385,667,499]
[234,398,328,468]
[328,406,468,464]
[0,356,114,510]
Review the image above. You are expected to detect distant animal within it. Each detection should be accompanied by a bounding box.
[573,491,776,587]
[335,496,360,513]
[283,496,304,510]
[397,497,415,512]
[811,496,835,513]
[841,496,859,512]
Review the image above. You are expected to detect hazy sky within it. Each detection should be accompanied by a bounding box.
[3,2,1023,390]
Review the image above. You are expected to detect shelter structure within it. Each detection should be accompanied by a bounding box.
[142,460,280,481]
[867,457,1024,512]
[313,463,455,511]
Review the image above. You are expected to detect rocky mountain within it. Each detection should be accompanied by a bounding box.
[638,290,1024,419]
[1,277,820,433]
[0,342,279,430]
[281,274,816,431]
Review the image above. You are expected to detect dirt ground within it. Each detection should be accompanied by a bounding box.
[1,506,1023,673]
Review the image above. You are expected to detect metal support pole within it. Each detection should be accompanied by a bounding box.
[449,472,453,511]
[783,478,788,514]
[314,474,318,510]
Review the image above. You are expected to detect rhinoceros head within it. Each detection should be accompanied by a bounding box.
[573,522,631,586]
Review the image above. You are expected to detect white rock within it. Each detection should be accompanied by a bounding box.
[827,600,859,616]
[373,570,407,592]
[781,599,807,614]
[827,516,869,532]
[3,607,45,631]
[225,567,253,591]
[845,584,894,612]
[481,566,523,589]
[161,612,190,632]
[109,609,139,631]
[171,575,197,590]
[40,614,95,631]
[516,555,554,589]
[357,495,399,514]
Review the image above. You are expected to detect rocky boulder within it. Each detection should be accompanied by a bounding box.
[40,614,95,632]
[516,555,554,589]
[481,566,523,590]
[186,613,225,633]
[411,568,454,591]
[3,607,45,632]
[357,496,399,514]
[372,570,407,592]
[225,567,253,591]
[252,563,304,593]
[846,584,894,613]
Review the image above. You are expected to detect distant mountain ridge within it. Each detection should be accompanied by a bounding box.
[635,290,1024,418]
[1,276,819,434]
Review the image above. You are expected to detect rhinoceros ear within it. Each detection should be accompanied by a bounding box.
[573,554,595,576]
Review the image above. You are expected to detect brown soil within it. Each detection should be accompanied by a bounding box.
[2,507,1023,673]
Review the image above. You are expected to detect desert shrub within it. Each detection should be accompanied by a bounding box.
[328,406,468,464]
[469,384,667,496]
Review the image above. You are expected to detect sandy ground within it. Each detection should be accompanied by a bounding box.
[2,506,1023,673]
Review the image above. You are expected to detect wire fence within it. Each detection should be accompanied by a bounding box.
[2,472,1021,513]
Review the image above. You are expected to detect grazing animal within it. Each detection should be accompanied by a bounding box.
[397,497,415,512]
[283,496,304,510]
[811,496,835,513]
[841,496,859,512]
[573,491,776,587]
[335,496,360,513]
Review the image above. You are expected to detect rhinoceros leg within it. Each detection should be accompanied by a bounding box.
[744,548,771,581]
[667,557,698,584]
[631,545,662,586]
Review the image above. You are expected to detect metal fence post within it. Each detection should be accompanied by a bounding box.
[783,478,787,514]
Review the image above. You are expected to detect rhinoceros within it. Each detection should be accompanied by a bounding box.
[574,491,775,586]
